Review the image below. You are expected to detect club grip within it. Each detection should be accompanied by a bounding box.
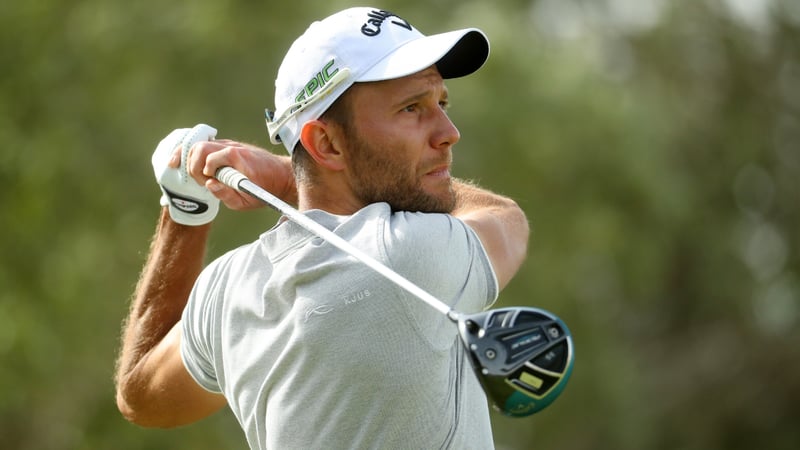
[215,166,248,191]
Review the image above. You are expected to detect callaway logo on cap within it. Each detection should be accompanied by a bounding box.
[266,6,490,154]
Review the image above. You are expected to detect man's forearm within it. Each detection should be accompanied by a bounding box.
[233,147,297,205]
[451,179,530,289]
[451,179,519,213]
[115,210,210,387]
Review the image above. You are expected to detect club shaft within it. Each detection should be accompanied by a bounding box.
[216,167,458,320]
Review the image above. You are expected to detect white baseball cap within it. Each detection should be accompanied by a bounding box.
[266,7,490,154]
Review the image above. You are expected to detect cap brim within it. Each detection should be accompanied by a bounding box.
[358,28,489,82]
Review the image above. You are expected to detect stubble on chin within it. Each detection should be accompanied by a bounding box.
[387,178,456,214]
[344,134,456,213]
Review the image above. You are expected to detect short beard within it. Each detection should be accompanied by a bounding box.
[345,131,456,214]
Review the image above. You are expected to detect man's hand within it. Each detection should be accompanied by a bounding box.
[152,124,220,226]
[181,139,298,209]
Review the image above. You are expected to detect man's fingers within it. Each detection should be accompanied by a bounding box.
[168,147,182,168]
[183,141,226,185]
[205,179,261,211]
[205,179,237,204]
[181,139,262,210]
[203,144,246,178]
[206,178,225,193]
[186,142,208,182]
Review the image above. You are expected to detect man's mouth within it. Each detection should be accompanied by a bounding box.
[426,165,451,178]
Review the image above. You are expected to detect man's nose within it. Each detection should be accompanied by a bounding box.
[431,108,460,150]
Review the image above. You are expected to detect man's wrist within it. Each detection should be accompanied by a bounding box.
[158,207,213,233]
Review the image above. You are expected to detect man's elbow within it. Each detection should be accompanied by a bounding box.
[117,396,144,426]
[116,388,153,427]
[514,205,531,262]
[494,201,530,286]
[501,200,530,264]
[116,384,179,429]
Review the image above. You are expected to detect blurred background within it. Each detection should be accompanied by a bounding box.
[1,0,798,449]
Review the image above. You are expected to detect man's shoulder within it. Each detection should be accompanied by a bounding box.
[357,204,475,256]
[357,202,460,228]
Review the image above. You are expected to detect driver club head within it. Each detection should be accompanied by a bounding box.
[458,307,574,417]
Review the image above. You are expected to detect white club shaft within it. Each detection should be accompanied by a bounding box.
[216,167,458,320]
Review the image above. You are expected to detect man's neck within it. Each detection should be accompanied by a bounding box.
[297,179,365,215]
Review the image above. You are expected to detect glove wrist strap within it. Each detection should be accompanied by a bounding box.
[162,187,210,215]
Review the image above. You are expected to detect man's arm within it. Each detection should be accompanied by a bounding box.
[115,132,296,427]
[188,139,297,210]
[115,211,226,427]
[451,179,530,290]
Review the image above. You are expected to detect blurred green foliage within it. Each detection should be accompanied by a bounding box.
[1,0,798,449]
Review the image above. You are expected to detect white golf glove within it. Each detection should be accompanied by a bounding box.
[151,124,219,226]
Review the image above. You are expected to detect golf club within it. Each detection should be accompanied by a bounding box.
[216,166,574,417]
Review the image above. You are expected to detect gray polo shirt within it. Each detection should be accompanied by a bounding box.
[181,202,498,449]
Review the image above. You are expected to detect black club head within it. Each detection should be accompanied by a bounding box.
[458,307,574,417]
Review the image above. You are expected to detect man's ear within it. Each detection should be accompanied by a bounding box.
[299,120,346,171]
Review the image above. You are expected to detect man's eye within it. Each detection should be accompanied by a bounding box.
[402,104,417,113]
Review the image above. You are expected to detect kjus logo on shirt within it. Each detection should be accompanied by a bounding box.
[303,289,372,322]
[304,304,336,322]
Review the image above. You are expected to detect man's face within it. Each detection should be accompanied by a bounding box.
[339,66,460,213]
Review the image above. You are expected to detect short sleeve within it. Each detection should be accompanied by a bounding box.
[180,256,227,394]
[382,211,499,314]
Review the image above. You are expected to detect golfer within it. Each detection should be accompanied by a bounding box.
[115,7,529,449]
